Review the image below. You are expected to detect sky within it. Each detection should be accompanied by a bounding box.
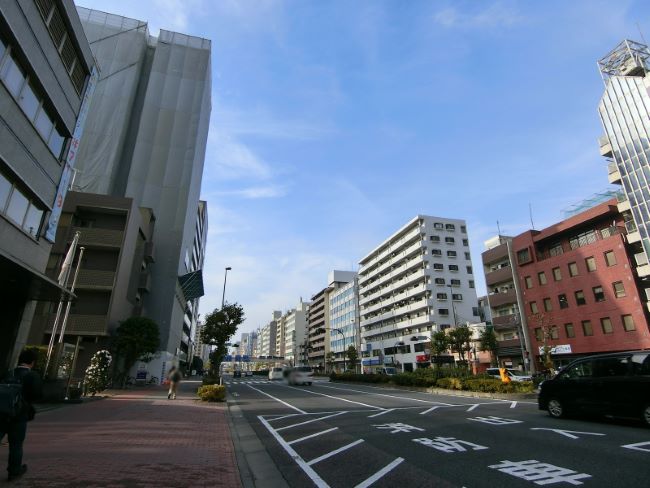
[79,0,650,336]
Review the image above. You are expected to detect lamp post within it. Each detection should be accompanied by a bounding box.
[221,266,232,308]
[320,327,346,372]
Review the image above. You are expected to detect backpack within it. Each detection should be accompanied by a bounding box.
[0,373,25,419]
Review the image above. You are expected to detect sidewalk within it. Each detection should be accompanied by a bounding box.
[0,380,241,487]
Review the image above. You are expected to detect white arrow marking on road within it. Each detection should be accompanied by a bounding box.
[368,408,394,418]
[622,441,650,452]
[530,428,606,440]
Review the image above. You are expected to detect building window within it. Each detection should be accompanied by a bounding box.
[585,256,597,272]
[524,276,533,289]
[538,272,547,285]
[549,242,563,257]
[593,286,605,302]
[450,279,461,286]
[434,278,445,285]
[569,230,597,249]
[438,308,449,316]
[445,223,455,231]
[582,320,593,336]
[466,266,473,274]
[517,248,531,264]
[447,250,457,257]
[436,293,447,300]
[543,298,552,312]
[613,281,626,298]
[460,225,467,233]
[575,290,586,306]
[445,237,455,244]
[552,267,562,281]
[534,328,543,341]
[622,314,636,332]
[530,301,538,314]
[0,171,44,238]
[462,239,469,246]
[550,326,559,339]
[431,249,442,256]
[464,252,471,260]
[468,280,475,288]
[568,262,578,277]
[430,236,440,243]
[433,263,444,270]
[601,317,613,334]
[434,222,443,230]
[452,294,462,300]
[565,323,575,338]
[558,294,569,309]
[449,265,459,272]
[604,250,617,267]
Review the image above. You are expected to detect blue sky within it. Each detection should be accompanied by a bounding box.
[80,0,650,334]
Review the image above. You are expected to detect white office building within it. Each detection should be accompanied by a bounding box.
[283,301,310,366]
[258,312,280,357]
[327,271,359,372]
[359,215,479,372]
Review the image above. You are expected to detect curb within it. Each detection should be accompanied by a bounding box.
[227,399,289,488]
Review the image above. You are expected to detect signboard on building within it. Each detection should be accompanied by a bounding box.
[538,344,572,355]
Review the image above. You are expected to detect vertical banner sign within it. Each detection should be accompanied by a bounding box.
[45,66,99,242]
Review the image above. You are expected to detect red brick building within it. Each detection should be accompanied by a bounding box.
[512,198,650,369]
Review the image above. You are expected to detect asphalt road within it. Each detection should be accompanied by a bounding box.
[225,376,650,488]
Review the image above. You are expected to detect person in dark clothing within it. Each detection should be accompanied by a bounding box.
[0,349,42,482]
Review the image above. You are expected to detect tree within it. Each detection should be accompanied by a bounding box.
[346,345,359,372]
[201,303,245,376]
[325,351,335,373]
[428,331,449,368]
[531,312,555,373]
[84,350,112,396]
[448,325,473,364]
[191,356,204,373]
[478,327,499,366]
[113,316,159,382]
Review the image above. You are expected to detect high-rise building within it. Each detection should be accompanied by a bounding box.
[37,7,211,375]
[598,40,650,269]
[259,312,280,358]
[283,301,310,366]
[307,287,329,371]
[326,271,359,372]
[0,0,95,371]
[358,216,479,372]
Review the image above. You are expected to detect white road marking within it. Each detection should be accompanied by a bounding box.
[510,401,517,409]
[530,428,606,440]
[247,384,307,414]
[266,413,302,422]
[419,406,441,415]
[286,385,384,409]
[368,409,394,418]
[354,457,404,488]
[316,383,454,406]
[276,411,348,431]
[258,416,330,487]
[288,427,339,445]
[467,404,480,412]
[622,441,650,452]
[307,439,365,466]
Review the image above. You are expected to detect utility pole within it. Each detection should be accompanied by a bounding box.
[221,266,232,308]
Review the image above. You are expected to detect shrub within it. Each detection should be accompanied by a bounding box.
[436,377,463,390]
[393,373,436,387]
[462,378,503,392]
[197,384,226,402]
[84,350,112,396]
[330,372,390,383]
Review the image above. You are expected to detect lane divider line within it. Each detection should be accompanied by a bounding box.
[467,404,480,412]
[419,406,441,415]
[276,411,348,431]
[510,401,518,409]
[288,427,339,445]
[316,383,455,406]
[247,384,307,414]
[306,439,365,466]
[354,457,404,488]
[286,385,384,410]
[258,416,330,488]
[368,409,394,418]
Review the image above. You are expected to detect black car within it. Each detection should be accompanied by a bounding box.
[538,350,650,426]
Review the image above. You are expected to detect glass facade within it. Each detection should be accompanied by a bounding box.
[599,74,650,258]
[328,280,358,354]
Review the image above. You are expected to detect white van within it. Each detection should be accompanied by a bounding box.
[269,367,284,381]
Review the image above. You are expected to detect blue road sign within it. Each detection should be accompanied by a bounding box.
[235,355,241,362]
[243,355,250,362]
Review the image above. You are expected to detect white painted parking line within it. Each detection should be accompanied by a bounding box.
[266,413,302,422]
[354,457,404,488]
[317,383,455,406]
[419,406,441,415]
[258,416,330,488]
[368,409,395,418]
[288,427,339,445]
[287,385,384,410]
[306,439,365,466]
[276,411,348,431]
[247,384,307,414]
[510,401,517,409]
[467,404,480,412]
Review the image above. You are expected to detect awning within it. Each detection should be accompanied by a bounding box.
[178,270,204,301]
[0,248,74,301]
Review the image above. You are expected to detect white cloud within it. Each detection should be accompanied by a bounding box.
[205,132,272,181]
[215,186,287,199]
[433,2,523,29]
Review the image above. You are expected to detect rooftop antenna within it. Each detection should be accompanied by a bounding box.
[637,22,648,46]
[497,220,502,237]
[529,202,535,230]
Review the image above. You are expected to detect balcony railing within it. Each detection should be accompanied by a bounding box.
[71,227,124,248]
[43,314,108,335]
[535,226,624,262]
[74,269,116,289]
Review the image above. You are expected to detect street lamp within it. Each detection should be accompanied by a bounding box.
[447,284,457,327]
[319,327,346,372]
[221,266,232,308]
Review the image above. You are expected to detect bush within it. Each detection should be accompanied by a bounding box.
[329,372,390,383]
[84,350,112,396]
[462,378,503,392]
[393,373,436,387]
[436,377,463,390]
[197,384,226,402]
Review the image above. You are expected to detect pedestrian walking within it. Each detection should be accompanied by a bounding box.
[167,367,182,400]
[0,350,43,482]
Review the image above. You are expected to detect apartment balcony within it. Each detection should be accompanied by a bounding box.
[360,269,426,305]
[144,241,155,263]
[71,227,124,248]
[73,269,116,290]
[360,226,423,271]
[491,314,520,330]
[138,271,151,292]
[361,313,432,339]
[481,242,509,266]
[617,192,631,213]
[487,289,517,308]
[41,313,108,336]
[599,135,613,157]
[608,161,621,184]
[485,266,513,287]
[625,220,641,244]
[497,338,523,356]
[635,252,650,278]
[361,297,429,328]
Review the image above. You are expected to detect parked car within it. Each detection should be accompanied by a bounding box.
[288,366,313,386]
[269,367,284,381]
[538,351,650,426]
[245,371,253,377]
[485,367,532,382]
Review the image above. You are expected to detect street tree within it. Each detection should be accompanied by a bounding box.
[346,345,359,372]
[531,312,555,373]
[429,330,450,368]
[478,327,499,366]
[113,316,160,383]
[325,351,335,373]
[201,302,245,376]
[448,325,473,365]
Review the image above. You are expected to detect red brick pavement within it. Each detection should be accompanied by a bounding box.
[0,380,241,488]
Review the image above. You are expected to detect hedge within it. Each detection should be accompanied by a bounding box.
[197,384,226,402]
